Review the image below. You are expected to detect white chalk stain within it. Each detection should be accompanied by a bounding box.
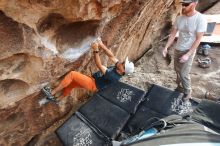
[61,36,96,61]
[69,123,93,146]
[35,30,97,58]
[171,97,193,115]
[40,36,58,54]
[116,88,134,103]
[38,98,48,106]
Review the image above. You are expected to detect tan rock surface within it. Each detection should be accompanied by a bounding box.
[0,0,182,145]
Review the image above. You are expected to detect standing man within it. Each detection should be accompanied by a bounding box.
[43,38,134,101]
[162,0,207,100]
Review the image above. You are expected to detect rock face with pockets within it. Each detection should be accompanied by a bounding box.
[0,0,184,145]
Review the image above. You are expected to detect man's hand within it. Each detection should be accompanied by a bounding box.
[91,42,99,51]
[179,54,189,63]
[91,41,107,75]
[162,48,168,57]
[95,38,118,64]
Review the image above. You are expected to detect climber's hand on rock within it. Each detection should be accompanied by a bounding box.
[91,42,99,51]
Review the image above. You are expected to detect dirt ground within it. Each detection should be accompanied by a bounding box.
[122,41,220,100]
[204,1,220,14]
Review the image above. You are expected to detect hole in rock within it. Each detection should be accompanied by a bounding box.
[56,20,100,49]
[0,11,23,57]
[55,20,100,60]
[30,0,52,7]
[0,79,29,102]
[0,53,43,85]
[37,13,68,33]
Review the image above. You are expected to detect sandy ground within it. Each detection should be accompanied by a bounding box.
[122,41,220,100]
[204,1,220,14]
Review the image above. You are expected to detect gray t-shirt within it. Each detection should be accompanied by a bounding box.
[175,12,207,51]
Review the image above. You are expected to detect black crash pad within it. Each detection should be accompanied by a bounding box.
[79,94,130,139]
[122,106,166,135]
[121,84,199,136]
[98,82,145,114]
[56,115,109,146]
[143,84,182,115]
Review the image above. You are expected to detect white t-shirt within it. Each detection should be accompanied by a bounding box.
[174,12,207,51]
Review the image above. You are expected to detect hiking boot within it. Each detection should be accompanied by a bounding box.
[182,93,192,102]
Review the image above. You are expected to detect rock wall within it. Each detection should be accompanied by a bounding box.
[197,0,219,12]
[0,0,181,145]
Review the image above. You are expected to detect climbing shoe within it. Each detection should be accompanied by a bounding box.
[42,86,56,101]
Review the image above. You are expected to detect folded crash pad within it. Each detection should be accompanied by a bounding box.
[192,100,220,133]
[98,82,145,114]
[122,122,220,146]
[79,94,130,139]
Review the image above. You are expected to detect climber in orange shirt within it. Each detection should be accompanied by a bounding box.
[42,38,134,101]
